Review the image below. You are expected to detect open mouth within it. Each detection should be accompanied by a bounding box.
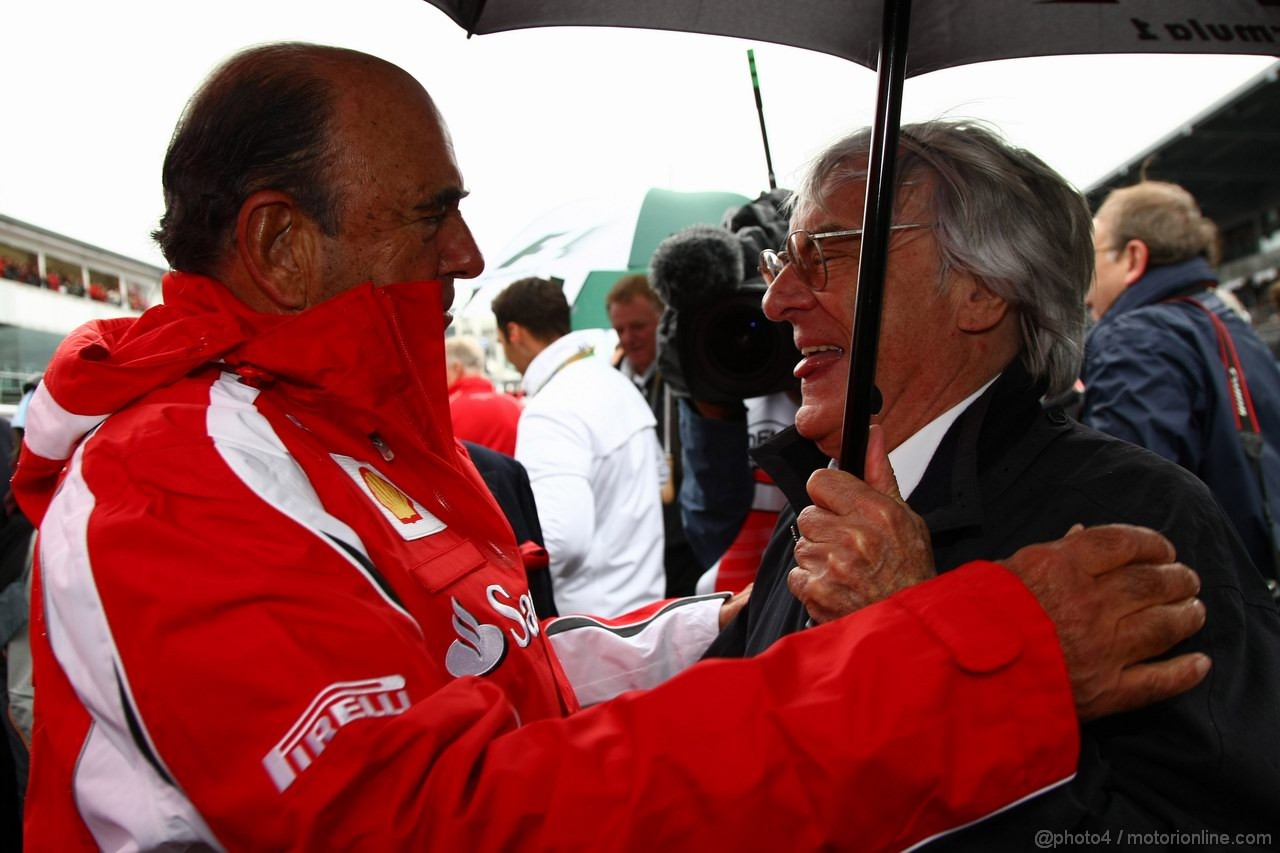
[796,344,845,379]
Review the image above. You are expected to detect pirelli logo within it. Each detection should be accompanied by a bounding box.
[263,675,411,792]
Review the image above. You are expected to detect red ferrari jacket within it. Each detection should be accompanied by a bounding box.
[15,273,1078,851]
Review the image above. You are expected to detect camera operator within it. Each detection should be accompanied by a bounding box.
[648,192,800,592]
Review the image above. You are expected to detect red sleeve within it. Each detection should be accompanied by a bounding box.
[450,561,1077,852]
[193,559,1073,850]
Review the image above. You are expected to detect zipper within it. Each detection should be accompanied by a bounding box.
[370,432,395,462]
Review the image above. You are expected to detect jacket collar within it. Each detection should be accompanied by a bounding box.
[752,361,1054,536]
[449,374,497,397]
[1104,257,1218,319]
[908,361,1049,535]
[750,426,829,512]
[15,272,458,524]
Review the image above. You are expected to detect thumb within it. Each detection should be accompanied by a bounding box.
[864,424,904,502]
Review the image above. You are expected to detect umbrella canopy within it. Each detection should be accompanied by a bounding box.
[425,0,1280,472]
[424,1,1280,75]
[453,186,750,336]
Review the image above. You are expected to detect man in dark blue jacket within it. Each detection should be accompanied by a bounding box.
[1083,181,1280,596]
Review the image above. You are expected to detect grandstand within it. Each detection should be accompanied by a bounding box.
[0,213,165,409]
[1086,61,1280,312]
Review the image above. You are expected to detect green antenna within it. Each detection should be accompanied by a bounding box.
[748,49,777,190]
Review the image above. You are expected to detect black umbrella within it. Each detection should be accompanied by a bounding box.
[421,0,1280,474]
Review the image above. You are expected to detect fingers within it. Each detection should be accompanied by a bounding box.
[804,470,866,515]
[805,430,905,514]
[1113,597,1207,664]
[863,424,904,502]
[786,567,827,623]
[802,474,903,538]
[1061,524,1177,576]
[1079,653,1212,723]
[717,583,754,630]
[1099,562,1201,616]
[794,504,894,556]
[789,565,868,625]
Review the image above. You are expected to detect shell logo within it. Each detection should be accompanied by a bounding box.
[359,467,422,524]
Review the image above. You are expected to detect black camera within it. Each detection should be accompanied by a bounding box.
[676,281,799,402]
[649,192,799,405]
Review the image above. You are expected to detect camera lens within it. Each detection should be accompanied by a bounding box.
[680,285,800,401]
[706,305,781,377]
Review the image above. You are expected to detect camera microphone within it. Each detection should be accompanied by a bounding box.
[649,225,744,311]
[649,222,799,403]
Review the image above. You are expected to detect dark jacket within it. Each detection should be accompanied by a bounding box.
[463,441,557,618]
[707,363,1280,842]
[1082,257,1280,586]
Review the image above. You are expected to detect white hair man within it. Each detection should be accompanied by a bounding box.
[706,120,1280,843]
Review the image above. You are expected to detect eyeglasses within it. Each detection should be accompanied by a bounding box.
[759,224,929,292]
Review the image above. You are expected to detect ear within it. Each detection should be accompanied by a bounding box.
[503,322,524,347]
[955,274,1010,334]
[234,190,318,313]
[1119,239,1149,286]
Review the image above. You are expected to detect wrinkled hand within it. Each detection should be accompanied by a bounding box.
[718,583,753,630]
[1000,524,1210,722]
[788,425,934,623]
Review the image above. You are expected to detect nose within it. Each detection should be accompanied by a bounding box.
[440,214,485,280]
[762,263,815,322]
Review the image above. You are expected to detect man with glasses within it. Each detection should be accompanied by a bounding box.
[707,120,1280,843]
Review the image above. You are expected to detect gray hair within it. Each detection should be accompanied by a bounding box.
[793,119,1091,397]
[444,335,486,373]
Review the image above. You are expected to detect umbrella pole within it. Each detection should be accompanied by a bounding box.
[837,0,913,475]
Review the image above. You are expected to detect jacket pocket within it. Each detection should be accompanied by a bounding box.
[409,538,489,593]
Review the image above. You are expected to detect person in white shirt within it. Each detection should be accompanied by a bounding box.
[491,277,665,616]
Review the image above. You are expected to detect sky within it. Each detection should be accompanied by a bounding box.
[2,0,1275,274]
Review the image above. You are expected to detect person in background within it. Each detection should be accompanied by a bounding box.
[605,274,702,596]
[444,334,522,456]
[1083,181,1280,597]
[493,276,666,616]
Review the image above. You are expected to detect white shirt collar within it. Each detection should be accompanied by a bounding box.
[620,357,656,388]
[521,330,599,396]
[829,375,999,500]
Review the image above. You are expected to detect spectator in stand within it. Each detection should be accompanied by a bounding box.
[444,335,522,456]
